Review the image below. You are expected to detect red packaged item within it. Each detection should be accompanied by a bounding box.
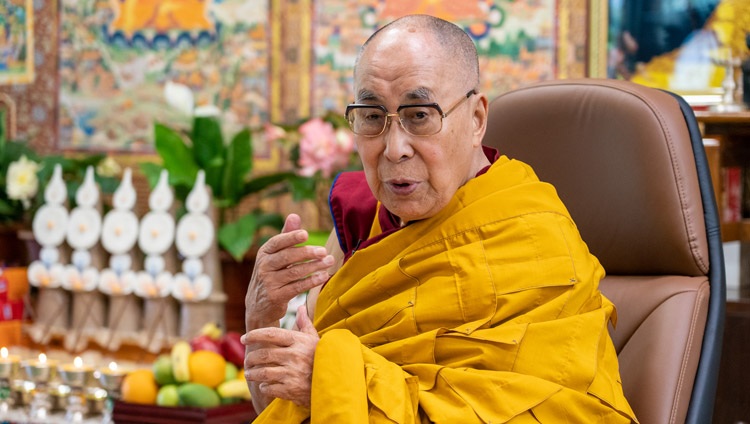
[0,272,8,303]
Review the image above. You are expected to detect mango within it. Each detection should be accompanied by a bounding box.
[177,383,221,408]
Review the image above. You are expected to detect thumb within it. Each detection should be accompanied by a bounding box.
[295,305,317,336]
[281,213,302,234]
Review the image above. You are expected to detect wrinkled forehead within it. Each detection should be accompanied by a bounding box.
[353,31,454,102]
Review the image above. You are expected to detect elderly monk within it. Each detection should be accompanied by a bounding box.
[243,14,637,423]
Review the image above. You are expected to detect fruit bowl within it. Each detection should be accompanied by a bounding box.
[112,400,257,424]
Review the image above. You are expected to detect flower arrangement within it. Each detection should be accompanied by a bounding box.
[265,111,360,202]
[0,109,119,227]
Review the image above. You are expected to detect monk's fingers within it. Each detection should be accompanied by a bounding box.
[244,364,288,384]
[280,214,302,234]
[257,380,311,408]
[257,230,308,259]
[242,327,301,348]
[243,329,319,365]
[272,255,332,285]
[257,268,328,309]
[245,327,319,348]
[260,245,333,273]
[244,346,284,368]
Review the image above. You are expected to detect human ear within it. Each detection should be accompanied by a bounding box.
[471,93,489,147]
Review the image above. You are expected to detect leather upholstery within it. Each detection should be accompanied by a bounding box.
[483,79,724,424]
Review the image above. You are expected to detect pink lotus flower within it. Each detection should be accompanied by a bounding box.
[297,118,354,178]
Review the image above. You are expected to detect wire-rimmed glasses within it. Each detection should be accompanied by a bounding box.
[345,89,477,137]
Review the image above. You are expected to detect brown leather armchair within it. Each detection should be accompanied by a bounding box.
[483,79,725,424]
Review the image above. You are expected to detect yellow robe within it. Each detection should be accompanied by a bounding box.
[255,157,637,423]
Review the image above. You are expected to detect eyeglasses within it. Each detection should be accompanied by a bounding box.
[345,89,477,137]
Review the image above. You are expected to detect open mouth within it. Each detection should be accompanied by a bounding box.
[387,180,419,195]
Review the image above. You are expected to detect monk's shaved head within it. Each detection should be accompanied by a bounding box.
[354,14,479,90]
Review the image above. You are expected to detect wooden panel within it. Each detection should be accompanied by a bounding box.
[713,300,750,423]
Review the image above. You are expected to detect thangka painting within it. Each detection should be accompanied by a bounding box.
[58,0,269,152]
[313,0,559,114]
[0,0,34,85]
[607,0,749,95]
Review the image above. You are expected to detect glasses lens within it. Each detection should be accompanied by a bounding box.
[398,106,441,136]
[348,107,386,136]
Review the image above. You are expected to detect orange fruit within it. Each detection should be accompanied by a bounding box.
[188,350,227,388]
[120,369,158,405]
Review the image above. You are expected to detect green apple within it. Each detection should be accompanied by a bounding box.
[224,362,238,382]
[152,354,177,386]
[156,384,179,407]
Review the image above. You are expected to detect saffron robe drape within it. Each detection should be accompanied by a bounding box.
[254,156,637,423]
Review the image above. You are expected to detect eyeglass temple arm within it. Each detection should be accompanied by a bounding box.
[441,89,477,118]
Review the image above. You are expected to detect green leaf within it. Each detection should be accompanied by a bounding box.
[288,174,318,201]
[73,153,106,168]
[191,116,224,192]
[2,140,38,168]
[191,116,224,167]
[154,123,200,187]
[242,172,294,197]
[139,162,164,188]
[0,198,17,216]
[221,128,253,207]
[96,175,120,195]
[218,213,259,261]
[218,211,284,261]
[255,211,285,232]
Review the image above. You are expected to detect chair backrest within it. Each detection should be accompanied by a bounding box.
[482,79,725,424]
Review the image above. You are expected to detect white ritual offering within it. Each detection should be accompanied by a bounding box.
[63,167,101,292]
[173,170,213,302]
[99,168,139,296]
[61,167,104,351]
[26,164,71,345]
[136,170,180,352]
[98,168,142,350]
[28,164,68,289]
[135,170,175,299]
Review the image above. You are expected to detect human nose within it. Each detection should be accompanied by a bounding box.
[382,113,414,162]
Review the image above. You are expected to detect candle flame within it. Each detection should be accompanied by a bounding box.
[74,357,83,368]
[39,353,47,364]
[108,361,118,372]
[1,347,7,358]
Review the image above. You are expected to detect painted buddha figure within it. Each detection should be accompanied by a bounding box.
[110,0,214,36]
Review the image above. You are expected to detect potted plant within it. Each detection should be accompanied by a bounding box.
[140,81,299,262]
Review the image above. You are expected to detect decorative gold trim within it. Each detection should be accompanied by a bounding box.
[298,0,312,119]
[270,0,283,123]
[588,0,609,78]
[557,0,571,79]
[0,0,35,85]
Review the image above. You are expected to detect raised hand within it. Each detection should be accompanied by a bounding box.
[245,214,334,331]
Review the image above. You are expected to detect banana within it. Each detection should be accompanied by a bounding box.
[199,322,223,340]
[216,379,252,400]
[171,340,192,383]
